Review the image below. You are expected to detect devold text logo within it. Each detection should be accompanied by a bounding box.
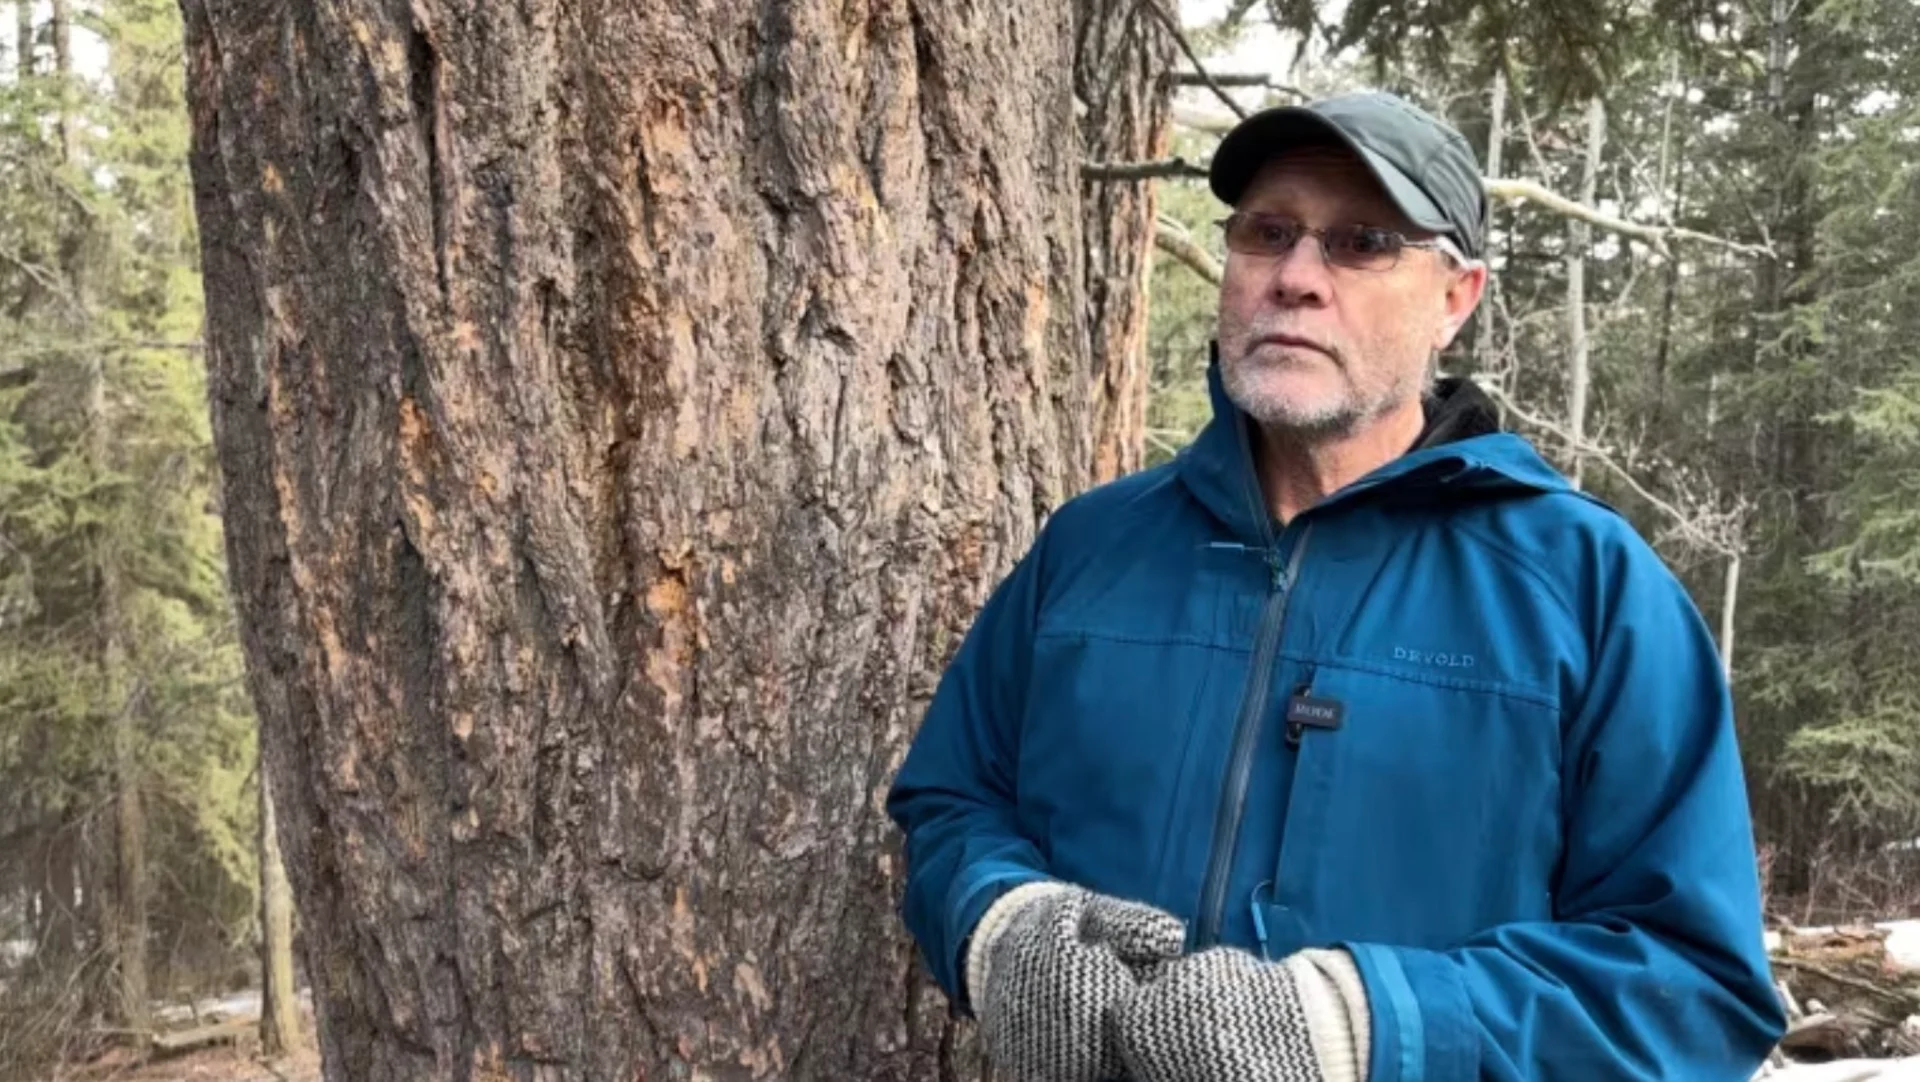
[1393,645,1477,669]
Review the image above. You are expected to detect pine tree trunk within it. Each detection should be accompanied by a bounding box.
[182,2,1111,1080]
[260,769,302,1056]
[1077,0,1171,482]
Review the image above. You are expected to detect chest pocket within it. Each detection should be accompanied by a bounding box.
[1263,660,1565,955]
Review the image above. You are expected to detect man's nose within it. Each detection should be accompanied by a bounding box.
[1266,235,1332,307]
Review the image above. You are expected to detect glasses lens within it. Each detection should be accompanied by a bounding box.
[1326,225,1403,270]
[1225,214,1304,257]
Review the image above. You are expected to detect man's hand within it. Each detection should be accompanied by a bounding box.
[1111,946,1372,1082]
[966,881,1187,1082]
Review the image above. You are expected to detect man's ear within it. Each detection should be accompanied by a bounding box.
[1433,263,1490,352]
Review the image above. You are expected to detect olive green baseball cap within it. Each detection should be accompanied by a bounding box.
[1209,90,1488,259]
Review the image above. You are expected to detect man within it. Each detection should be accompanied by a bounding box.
[886,90,1786,1082]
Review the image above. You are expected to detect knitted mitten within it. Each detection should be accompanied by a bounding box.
[966,881,1188,1082]
[1111,946,1372,1082]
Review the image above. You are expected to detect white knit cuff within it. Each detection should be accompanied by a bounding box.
[964,880,1068,1010]
[1284,947,1372,1082]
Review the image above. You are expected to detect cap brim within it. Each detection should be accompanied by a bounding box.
[1208,107,1452,233]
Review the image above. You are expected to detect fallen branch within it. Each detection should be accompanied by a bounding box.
[1485,177,1773,260]
[1779,1012,1850,1057]
[1141,0,1249,120]
[1774,958,1920,1011]
[1153,219,1222,284]
[1082,158,1210,182]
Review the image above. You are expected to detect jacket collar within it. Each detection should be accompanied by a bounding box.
[1174,343,1572,543]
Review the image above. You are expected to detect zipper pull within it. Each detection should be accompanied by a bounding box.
[1249,881,1274,961]
[1267,547,1287,589]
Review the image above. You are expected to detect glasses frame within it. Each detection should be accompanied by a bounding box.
[1214,211,1468,271]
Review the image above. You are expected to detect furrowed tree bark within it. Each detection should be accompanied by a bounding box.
[259,770,302,1056]
[1077,0,1173,481]
[183,2,1105,1080]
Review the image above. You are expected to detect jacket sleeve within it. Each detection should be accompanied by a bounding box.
[1341,548,1786,1082]
[886,534,1053,1011]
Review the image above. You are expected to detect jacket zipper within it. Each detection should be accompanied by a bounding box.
[1194,528,1310,948]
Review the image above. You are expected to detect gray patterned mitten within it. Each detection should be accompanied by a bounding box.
[1111,946,1372,1082]
[966,881,1188,1082]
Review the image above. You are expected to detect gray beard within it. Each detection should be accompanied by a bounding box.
[1219,346,1438,443]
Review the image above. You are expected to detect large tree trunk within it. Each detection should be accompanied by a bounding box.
[183,2,1115,1080]
[259,770,302,1056]
[1076,0,1171,482]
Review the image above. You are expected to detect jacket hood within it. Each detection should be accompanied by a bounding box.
[1175,343,1572,542]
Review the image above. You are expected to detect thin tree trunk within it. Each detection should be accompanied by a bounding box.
[1078,0,1173,481]
[49,0,72,162]
[259,770,302,1056]
[1565,97,1604,488]
[1475,70,1506,377]
[14,0,30,79]
[88,353,147,1033]
[1719,551,1741,681]
[39,825,79,961]
[1651,61,1686,426]
[183,2,1104,1079]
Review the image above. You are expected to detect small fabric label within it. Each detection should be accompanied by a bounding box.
[1286,694,1345,730]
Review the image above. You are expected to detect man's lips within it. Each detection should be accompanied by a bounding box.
[1254,332,1333,357]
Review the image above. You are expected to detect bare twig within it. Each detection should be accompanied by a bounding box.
[1141,0,1249,120]
[1771,957,1920,1010]
[1082,158,1210,182]
[1153,218,1222,283]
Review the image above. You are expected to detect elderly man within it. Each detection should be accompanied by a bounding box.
[886,91,1785,1082]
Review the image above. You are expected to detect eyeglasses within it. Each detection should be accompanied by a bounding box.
[1214,212,1464,271]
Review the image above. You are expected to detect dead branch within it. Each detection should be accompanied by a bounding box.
[1154,218,1223,284]
[1167,71,1305,97]
[1774,957,1920,1011]
[1141,0,1249,120]
[1082,158,1210,182]
[1174,105,1238,134]
[1778,1012,1850,1057]
[1075,153,1768,259]
[1485,177,1773,260]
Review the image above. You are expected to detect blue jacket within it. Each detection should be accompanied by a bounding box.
[887,364,1785,1081]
